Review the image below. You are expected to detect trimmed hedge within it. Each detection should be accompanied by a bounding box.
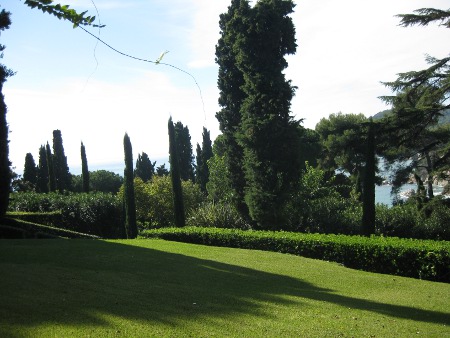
[141,227,450,283]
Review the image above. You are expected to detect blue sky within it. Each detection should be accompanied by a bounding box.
[2,0,450,174]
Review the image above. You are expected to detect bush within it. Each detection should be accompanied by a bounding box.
[8,192,122,238]
[118,176,205,229]
[187,202,251,229]
[141,227,450,283]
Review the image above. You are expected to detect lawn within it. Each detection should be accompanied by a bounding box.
[0,239,449,337]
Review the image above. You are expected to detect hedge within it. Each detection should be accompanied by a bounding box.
[141,227,450,283]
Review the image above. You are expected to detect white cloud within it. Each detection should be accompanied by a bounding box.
[6,70,219,172]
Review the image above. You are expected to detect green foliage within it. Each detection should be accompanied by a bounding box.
[287,163,361,234]
[119,176,204,229]
[206,153,234,203]
[46,142,56,192]
[187,202,250,230]
[7,192,122,238]
[141,227,450,282]
[23,0,102,28]
[361,119,376,235]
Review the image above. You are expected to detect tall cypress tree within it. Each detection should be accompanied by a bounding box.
[168,117,185,227]
[231,0,300,228]
[36,145,49,193]
[196,127,214,192]
[362,118,376,236]
[215,0,251,219]
[46,142,56,192]
[80,141,89,193]
[174,121,195,181]
[52,130,71,192]
[123,133,137,238]
[23,153,38,187]
[0,8,12,218]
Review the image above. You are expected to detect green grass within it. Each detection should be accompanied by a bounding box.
[0,239,449,337]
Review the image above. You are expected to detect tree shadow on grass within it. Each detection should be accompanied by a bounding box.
[0,239,449,337]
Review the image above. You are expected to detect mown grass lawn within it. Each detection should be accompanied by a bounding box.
[0,239,449,337]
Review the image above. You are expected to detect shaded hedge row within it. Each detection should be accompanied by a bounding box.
[8,192,122,238]
[0,217,99,239]
[141,227,450,283]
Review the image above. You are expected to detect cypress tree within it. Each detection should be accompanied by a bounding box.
[52,130,71,192]
[123,133,137,238]
[46,142,57,192]
[168,117,185,227]
[236,0,300,228]
[23,153,38,187]
[195,143,203,187]
[0,8,12,218]
[215,0,251,219]
[174,121,195,181]
[134,152,155,183]
[80,141,89,193]
[196,127,213,192]
[36,145,49,193]
[361,118,376,236]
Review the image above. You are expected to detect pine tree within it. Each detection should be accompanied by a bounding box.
[46,142,56,192]
[80,141,89,193]
[123,133,137,238]
[174,121,194,181]
[36,145,49,193]
[361,118,376,236]
[23,153,37,187]
[168,117,185,227]
[134,152,155,183]
[0,8,13,218]
[52,130,71,192]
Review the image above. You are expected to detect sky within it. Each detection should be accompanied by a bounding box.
[2,0,450,174]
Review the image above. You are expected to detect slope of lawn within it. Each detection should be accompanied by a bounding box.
[0,239,449,337]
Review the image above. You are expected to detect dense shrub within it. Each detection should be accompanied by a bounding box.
[187,202,251,229]
[8,192,122,238]
[141,227,450,283]
[118,176,205,229]
[375,199,450,240]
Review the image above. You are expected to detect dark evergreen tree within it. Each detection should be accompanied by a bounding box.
[361,118,376,236]
[23,153,37,187]
[46,142,56,192]
[156,164,169,176]
[168,117,185,227]
[134,152,155,182]
[123,133,137,238]
[215,0,251,219]
[236,0,300,228]
[0,8,12,218]
[52,130,71,192]
[36,145,49,193]
[174,121,194,181]
[196,127,214,192]
[80,141,89,193]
